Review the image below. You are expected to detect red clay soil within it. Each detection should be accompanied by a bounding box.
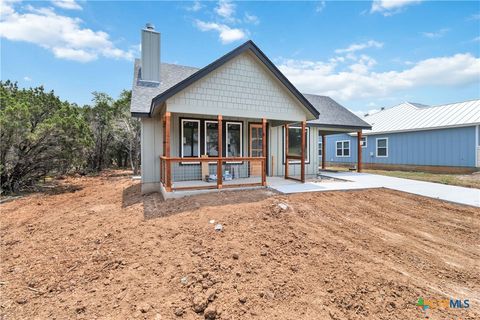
[1,171,479,320]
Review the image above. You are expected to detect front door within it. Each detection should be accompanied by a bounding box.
[249,124,263,176]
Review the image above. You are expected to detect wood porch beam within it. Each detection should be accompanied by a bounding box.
[217,115,223,189]
[261,118,267,186]
[301,120,306,183]
[284,123,289,179]
[357,130,362,173]
[165,112,172,192]
[322,134,326,170]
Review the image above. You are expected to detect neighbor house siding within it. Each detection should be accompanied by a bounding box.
[325,126,477,167]
[166,52,309,122]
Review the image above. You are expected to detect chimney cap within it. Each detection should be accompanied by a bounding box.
[145,23,155,30]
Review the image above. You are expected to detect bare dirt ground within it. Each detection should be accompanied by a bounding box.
[1,171,479,320]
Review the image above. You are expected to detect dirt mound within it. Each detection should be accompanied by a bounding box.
[1,172,479,319]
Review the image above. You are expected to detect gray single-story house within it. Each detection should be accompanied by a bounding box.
[130,24,370,195]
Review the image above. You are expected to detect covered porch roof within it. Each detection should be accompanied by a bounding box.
[304,94,371,134]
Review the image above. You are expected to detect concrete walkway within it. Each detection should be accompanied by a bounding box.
[270,172,480,208]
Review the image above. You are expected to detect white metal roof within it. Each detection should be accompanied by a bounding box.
[362,99,480,135]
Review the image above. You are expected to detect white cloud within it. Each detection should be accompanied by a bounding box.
[23,76,32,81]
[371,0,422,16]
[421,28,449,39]
[215,0,235,21]
[51,0,82,10]
[467,13,480,21]
[473,36,480,42]
[185,0,202,12]
[244,12,259,25]
[316,1,326,13]
[194,20,246,44]
[351,107,381,118]
[278,53,480,101]
[0,1,134,62]
[335,40,383,54]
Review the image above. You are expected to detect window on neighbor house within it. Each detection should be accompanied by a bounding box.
[204,121,219,157]
[226,122,242,157]
[360,136,367,148]
[336,141,350,157]
[318,139,323,157]
[284,127,310,163]
[181,119,200,157]
[376,138,388,157]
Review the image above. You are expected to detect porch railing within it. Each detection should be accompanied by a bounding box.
[160,156,266,192]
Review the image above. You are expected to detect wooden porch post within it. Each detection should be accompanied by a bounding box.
[321,134,326,170]
[165,112,172,192]
[284,124,289,179]
[217,115,223,189]
[357,130,362,173]
[261,118,267,186]
[301,121,306,183]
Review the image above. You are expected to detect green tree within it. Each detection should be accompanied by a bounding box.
[84,90,140,173]
[83,92,115,171]
[111,90,140,174]
[0,81,93,193]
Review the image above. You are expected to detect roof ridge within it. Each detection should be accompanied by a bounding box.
[149,40,319,118]
[425,98,480,108]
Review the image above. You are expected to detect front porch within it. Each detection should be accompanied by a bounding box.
[159,112,309,195]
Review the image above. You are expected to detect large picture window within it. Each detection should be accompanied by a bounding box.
[226,122,242,157]
[376,138,388,157]
[179,119,243,161]
[336,140,350,157]
[284,126,310,163]
[181,119,200,157]
[204,121,219,156]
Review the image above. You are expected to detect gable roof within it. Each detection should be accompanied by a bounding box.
[133,40,319,118]
[362,100,480,135]
[304,94,371,130]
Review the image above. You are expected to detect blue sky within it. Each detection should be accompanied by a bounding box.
[1,0,479,114]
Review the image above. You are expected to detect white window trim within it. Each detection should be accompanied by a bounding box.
[180,119,201,159]
[283,126,310,164]
[225,121,243,162]
[204,120,219,159]
[335,140,350,157]
[376,137,388,158]
[361,136,367,148]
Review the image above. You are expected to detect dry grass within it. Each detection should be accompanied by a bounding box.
[326,166,480,189]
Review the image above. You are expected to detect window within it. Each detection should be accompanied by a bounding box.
[336,140,350,157]
[226,122,242,157]
[360,136,367,148]
[318,139,323,157]
[181,119,200,157]
[284,127,310,163]
[376,138,388,157]
[204,121,219,156]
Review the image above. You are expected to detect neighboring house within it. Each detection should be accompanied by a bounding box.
[324,101,480,172]
[130,24,370,195]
